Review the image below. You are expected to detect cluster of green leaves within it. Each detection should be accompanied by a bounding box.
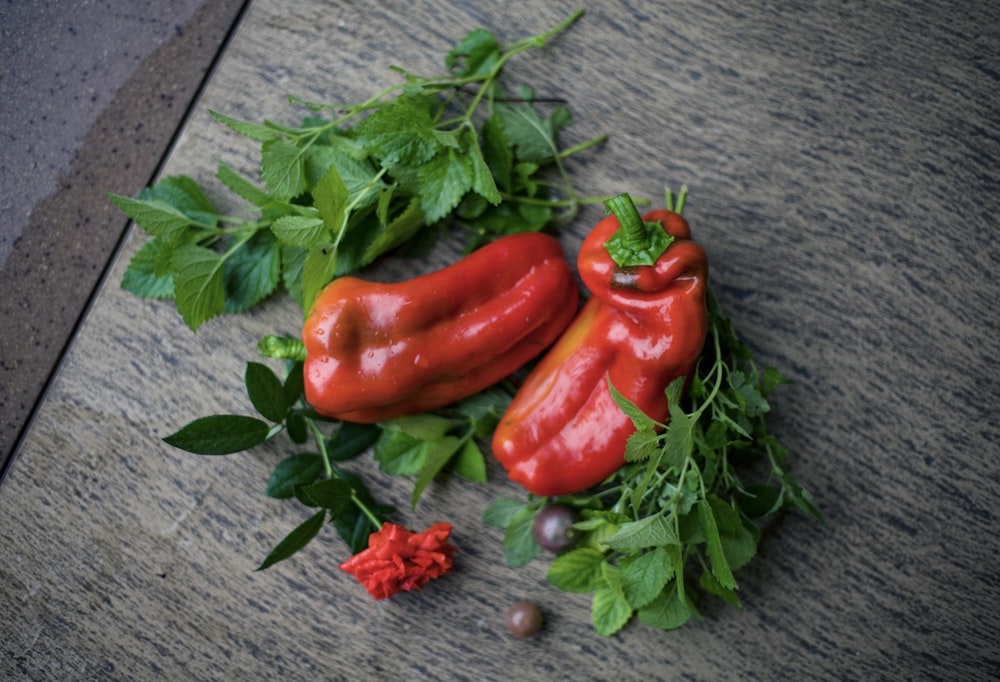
[162,343,511,569]
[484,288,823,636]
[108,9,604,331]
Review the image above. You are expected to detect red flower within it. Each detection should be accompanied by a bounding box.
[339,522,456,600]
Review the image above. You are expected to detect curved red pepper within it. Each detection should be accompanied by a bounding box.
[492,200,709,496]
[302,232,579,423]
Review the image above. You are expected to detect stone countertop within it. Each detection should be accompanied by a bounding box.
[2,1,998,679]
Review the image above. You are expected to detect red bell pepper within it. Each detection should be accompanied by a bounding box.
[302,232,579,423]
[492,193,709,496]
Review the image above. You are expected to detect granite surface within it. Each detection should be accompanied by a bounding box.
[0,0,248,470]
[1,1,998,680]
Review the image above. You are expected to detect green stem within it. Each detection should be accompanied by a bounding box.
[605,193,648,253]
[308,418,384,528]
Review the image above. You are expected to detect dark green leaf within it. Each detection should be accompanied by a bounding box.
[295,477,353,513]
[257,510,326,571]
[283,361,305,410]
[245,361,288,423]
[163,414,272,454]
[301,242,338,312]
[416,147,473,222]
[286,412,308,444]
[265,453,324,498]
[327,422,381,462]
[482,496,530,530]
[605,514,678,551]
[481,114,513,193]
[224,230,282,314]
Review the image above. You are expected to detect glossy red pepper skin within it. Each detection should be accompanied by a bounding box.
[302,232,579,423]
[492,210,708,496]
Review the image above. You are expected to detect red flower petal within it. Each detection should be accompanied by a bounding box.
[339,522,456,600]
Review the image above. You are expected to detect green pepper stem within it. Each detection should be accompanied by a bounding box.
[605,193,647,254]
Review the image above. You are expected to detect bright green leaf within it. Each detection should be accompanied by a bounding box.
[591,584,633,637]
[620,547,672,609]
[271,215,328,248]
[171,244,226,330]
[547,547,607,593]
[261,139,307,200]
[121,238,175,299]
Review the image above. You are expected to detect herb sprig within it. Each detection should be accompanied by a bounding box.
[485,192,822,636]
[108,9,604,331]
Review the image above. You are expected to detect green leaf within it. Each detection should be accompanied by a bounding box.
[700,569,742,608]
[482,496,530,530]
[732,370,771,418]
[283,361,305,409]
[329,467,390,554]
[416,147,473,222]
[620,547,673,609]
[313,164,350,239]
[171,244,226,331]
[295,477,353,513]
[496,86,560,162]
[301,242,338,312]
[271,215,328,248]
[304,143,381,205]
[709,496,759,571]
[659,402,695,470]
[223,230,281,313]
[547,547,607,593]
[245,361,288,422]
[354,97,440,166]
[210,110,282,142]
[637,585,694,631]
[503,504,542,568]
[411,435,464,506]
[327,422,381,462]
[481,114,513,193]
[605,514,678,551]
[265,453,324,498]
[361,197,425,262]
[121,238,175,299]
[281,244,308,308]
[216,162,268,206]
[452,439,487,484]
[445,27,501,77]
[163,414,272,454]
[257,510,326,571]
[394,414,458,441]
[107,194,195,242]
[592,583,633,637]
[697,499,737,590]
[623,427,661,463]
[462,126,502,205]
[608,378,658,431]
[261,139,307,200]
[373,425,427,476]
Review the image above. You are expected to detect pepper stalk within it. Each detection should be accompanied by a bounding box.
[602,190,682,268]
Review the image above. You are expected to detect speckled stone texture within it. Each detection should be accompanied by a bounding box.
[0,0,248,468]
[1,1,998,680]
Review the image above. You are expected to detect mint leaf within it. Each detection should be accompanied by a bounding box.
[163,414,272,454]
[121,238,175,299]
[107,194,195,242]
[216,162,269,206]
[547,548,606,593]
[210,110,283,142]
[361,197,425,262]
[271,215,328,248]
[313,164,349,238]
[257,510,326,571]
[620,547,673,609]
[463,127,502,205]
[223,230,281,313]
[261,139,307,199]
[503,504,542,568]
[373,425,427,476]
[496,86,560,162]
[697,499,737,590]
[416,147,473,222]
[592,579,633,637]
[605,514,678,551]
[354,97,440,166]
[636,586,694,631]
[301,243,337,312]
[445,28,501,77]
[171,244,226,331]
[411,435,463,507]
[265,453,324,498]
[481,115,513,192]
